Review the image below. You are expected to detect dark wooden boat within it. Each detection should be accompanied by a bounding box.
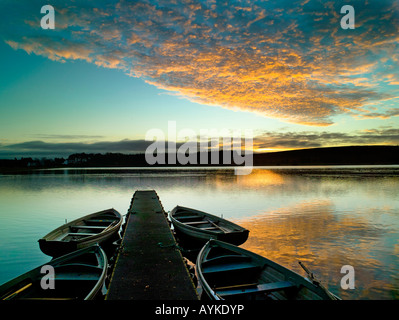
[39,208,122,257]
[0,245,108,300]
[170,206,249,246]
[196,240,340,300]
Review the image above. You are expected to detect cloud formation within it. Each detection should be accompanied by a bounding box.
[1,0,399,126]
[1,128,397,158]
[0,139,152,156]
[254,128,399,150]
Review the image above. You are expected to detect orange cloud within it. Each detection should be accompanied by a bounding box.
[2,0,399,126]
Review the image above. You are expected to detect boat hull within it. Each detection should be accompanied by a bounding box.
[38,208,122,257]
[196,240,339,301]
[170,206,249,246]
[0,245,108,300]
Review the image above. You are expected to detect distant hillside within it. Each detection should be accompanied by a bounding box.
[63,146,399,167]
[0,146,398,173]
[253,146,399,166]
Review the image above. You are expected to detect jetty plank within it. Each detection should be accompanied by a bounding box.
[106,190,199,300]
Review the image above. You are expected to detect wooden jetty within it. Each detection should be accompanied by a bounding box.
[105,190,199,300]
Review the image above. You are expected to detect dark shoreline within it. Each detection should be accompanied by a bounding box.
[1,145,398,174]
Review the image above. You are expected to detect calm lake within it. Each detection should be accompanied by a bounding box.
[0,166,398,300]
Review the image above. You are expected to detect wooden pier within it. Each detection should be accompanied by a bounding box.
[105,190,199,300]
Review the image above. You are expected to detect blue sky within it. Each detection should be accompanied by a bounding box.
[0,0,398,158]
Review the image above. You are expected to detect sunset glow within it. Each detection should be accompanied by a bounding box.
[0,0,398,158]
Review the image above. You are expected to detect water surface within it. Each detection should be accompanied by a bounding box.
[0,166,398,299]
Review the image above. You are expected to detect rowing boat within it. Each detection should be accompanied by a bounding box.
[38,208,122,257]
[196,240,340,300]
[170,206,249,246]
[0,245,108,300]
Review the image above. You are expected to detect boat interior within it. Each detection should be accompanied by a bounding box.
[173,211,228,233]
[1,253,104,300]
[58,212,120,241]
[200,246,299,300]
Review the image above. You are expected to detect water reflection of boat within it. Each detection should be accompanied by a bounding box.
[0,245,107,300]
[170,206,249,246]
[38,208,122,257]
[196,240,339,301]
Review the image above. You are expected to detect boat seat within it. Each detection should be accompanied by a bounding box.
[217,281,296,297]
[57,263,103,270]
[200,227,222,231]
[71,225,106,230]
[175,215,202,220]
[186,218,226,229]
[205,255,252,264]
[202,262,260,274]
[54,273,100,281]
[63,233,95,238]
[85,219,116,223]
[184,221,208,225]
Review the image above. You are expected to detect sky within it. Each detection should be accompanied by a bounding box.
[0,0,398,158]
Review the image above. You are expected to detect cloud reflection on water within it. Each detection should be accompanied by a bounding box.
[234,200,399,299]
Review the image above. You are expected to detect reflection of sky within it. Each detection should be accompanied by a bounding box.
[0,167,399,298]
[236,201,399,299]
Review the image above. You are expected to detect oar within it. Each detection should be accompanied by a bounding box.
[298,261,316,282]
[298,261,338,300]
[2,283,32,300]
[205,219,227,233]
